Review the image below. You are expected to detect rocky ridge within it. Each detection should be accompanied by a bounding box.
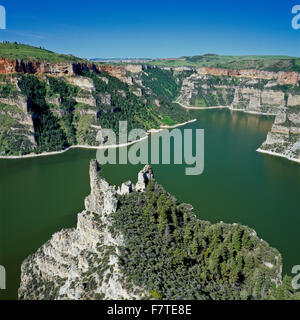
[18,161,153,300]
[18,160,286,300]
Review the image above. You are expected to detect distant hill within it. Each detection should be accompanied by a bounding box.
[0,42,83,63]
[91,57,153,63]
[148,54,300,72]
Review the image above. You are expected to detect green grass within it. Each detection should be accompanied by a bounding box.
[0,43,83,63]
[148,54,300,72]
[160,115,178,126]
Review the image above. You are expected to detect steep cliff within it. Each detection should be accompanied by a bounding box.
[0,77,36,155]
[18,161,153,300]
[0,57,136,86]
[175,72,300,162]
[1,44,300,162]
[19,160,293,300]
[0,65,185,155]
[258,106,300,162]
[196,67,299,85]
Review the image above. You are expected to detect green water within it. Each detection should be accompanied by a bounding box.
[1,109,300,300]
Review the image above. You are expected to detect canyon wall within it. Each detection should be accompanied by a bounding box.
[196,67,300,85]
[176,72,300,162]
[0,58,135,85]
[258,106,300,162]
[0,93,37,155]
[0,59,299,162]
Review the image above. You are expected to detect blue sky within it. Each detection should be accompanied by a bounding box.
[0,0,299,58]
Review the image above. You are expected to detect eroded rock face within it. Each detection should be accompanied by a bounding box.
[0,58,89,76]
[46,95,62,107]
[18,161,285,300]
[287,94,300,107]
[124,65,143,73]
[0,94,28,113]
[18,161,153,300]
[259,107,300,161]
[135,165,154,192]
[133,87,142,97]
[0,94,37,154]
[117,181,133,195]
[97,65,133,85]
[67,76,95,92]
[96,93,111,106]
[177,71,300,162]
[178,73,290,114]
[74,95,97,107]
[196,67,300,85]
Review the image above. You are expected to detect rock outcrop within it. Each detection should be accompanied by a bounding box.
[0,94,28,113]
[196,67,300,85]
[135,165,154,192]
[258,106,300,162]
[0,58,136,85]
[74,95,97,108]
[0,58,74,76]
[18,160,286,300]
[0,94,37,155]
[176,72,300,163]
[18,161,153,300]
[177,73,291,115]
[67,76,95,92]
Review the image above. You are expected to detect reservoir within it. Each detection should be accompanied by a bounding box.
[1,109,300,300]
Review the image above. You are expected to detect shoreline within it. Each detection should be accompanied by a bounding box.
[256,148,300,164]
[175,101,277,116]
[160,118,197,129]
[176,100,300,165]
[0,118,197,160]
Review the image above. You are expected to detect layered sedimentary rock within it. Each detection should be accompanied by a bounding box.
[0,93,37,155]
[196,67,300,85]
[0,58,74,76]
[124,64,143,73]
[0,93,28,113]
[18,161,153,300]
[258,106,300,162]
[74,95,97,108]
[177,73,291,114]
[0,58,136,85]
[67,76,95,92]
[175,71,300,162]
[0,59,299,163]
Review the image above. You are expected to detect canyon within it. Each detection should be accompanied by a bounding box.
[0,56,299,163]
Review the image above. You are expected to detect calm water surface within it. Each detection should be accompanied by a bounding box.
[1,109,300,300]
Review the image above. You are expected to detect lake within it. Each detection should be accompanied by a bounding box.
[1,109,300,300]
